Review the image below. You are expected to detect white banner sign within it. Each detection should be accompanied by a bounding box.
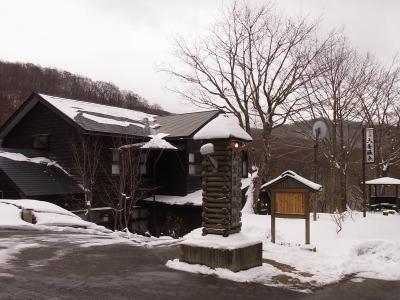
[365,128,375,164]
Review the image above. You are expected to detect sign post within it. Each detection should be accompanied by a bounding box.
[262,171,322,246]
[362,128,375,217]
[271,190,311,244]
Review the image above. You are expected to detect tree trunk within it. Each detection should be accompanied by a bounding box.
[252,125,273,213]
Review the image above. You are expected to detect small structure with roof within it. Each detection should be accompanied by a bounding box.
[365,177,400,212]
[261,170,322,244]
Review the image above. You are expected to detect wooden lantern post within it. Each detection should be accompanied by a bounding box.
[201,138,243,237]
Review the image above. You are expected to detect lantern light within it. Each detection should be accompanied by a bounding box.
[229,140,242,149]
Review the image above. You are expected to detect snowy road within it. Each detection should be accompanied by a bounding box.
[0,230,399,300]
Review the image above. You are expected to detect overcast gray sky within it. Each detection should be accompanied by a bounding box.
[0,0,399,113]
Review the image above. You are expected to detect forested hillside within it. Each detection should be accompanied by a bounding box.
[0,61,168,126]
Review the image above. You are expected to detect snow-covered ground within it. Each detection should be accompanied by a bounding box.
[0,199,178,246]
[2,198,400,292]
[167,211,400,292]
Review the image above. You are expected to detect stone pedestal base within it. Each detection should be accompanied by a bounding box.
[179,242,262,272]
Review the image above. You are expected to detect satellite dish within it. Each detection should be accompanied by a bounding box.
[312,120,327,140]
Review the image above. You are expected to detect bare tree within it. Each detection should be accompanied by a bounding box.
[358,61,400,178]
[102,137,150,231]
[72,134,103,219]
[299,35,374,211]
[165,2,329,209]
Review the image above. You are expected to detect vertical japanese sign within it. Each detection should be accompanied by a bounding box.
[365,128,375,164]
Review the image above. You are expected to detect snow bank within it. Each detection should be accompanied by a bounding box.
[0,199,110,234]
[168,211,400,291]
[0,199,76,216]
[241,171,258,214]
[0,202,35,230]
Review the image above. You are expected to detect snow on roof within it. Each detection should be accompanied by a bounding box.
[193,114,252,141]
[143,177,252,206]
[39,93,156,133]
[0,150,67,174]
[143,189,203,206]
[365,177,400,185]
[261,170,322,191]
[141,133,177,150]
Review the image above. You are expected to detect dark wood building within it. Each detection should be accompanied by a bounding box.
[0,93,249,235]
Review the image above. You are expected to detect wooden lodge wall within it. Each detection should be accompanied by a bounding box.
[2,101,80,179]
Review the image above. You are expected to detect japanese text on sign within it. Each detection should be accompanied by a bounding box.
[365,128,374,164]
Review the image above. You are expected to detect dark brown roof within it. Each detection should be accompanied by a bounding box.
[0,148,83,197]
[155,110,220,138]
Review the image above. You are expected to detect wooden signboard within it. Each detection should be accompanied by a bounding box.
[274,191,306,216]
[270,189,311,244]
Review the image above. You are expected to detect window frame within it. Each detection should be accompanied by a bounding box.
[188,152,201,176]
[111,148,120,175]
[32,134,50,150]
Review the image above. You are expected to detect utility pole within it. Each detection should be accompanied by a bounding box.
[312,120,326,221]
[362,127,366,217]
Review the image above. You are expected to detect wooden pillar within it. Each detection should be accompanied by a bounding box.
[362,127,366,217]
[271,193,275,243]
[305,193,310,245]
[305,217,310,245]
[368,185,372,207]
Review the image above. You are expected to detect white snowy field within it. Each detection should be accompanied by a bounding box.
[167,211,400,291]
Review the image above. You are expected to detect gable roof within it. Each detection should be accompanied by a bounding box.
[261,170,322,192]
[0,148,83,197]
[0,93,156,138]
[155,110,220,138]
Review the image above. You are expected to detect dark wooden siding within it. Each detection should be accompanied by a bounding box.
[0,171,24,199]
[2,102,80,179]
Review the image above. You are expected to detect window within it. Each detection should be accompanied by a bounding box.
[111,149,120,175]
[188,152,201,176]
[32,134,49,150]
[139,153,147,175]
